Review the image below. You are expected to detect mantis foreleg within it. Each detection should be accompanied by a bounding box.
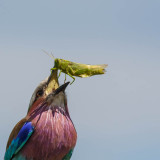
[58,70,62,78]
[51,67,57,71]
[64,74,67,83]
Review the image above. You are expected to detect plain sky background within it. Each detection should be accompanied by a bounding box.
[0,0,160,159]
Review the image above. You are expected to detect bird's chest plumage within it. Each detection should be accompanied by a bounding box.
[20,109,77,160]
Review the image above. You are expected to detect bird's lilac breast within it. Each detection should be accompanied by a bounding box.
[20,109,77,160]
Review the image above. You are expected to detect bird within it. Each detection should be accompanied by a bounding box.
[4,70,77,160]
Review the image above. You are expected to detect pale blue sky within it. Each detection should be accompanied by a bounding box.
[0,0,160,159]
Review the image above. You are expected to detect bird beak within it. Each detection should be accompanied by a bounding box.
[54,82,70,95]
[45,70,70,96]
[45,70,59,96]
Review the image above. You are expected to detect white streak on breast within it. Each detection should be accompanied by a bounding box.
[44,109,50,127]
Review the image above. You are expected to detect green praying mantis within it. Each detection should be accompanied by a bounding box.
[43,51,108,85]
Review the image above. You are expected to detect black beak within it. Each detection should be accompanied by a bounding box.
[54,82,70,95]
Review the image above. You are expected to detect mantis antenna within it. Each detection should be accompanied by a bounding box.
[42,49,55,60]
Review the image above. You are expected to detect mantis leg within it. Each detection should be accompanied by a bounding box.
[50,67,57,72]
[64,74,67,83]
[66,66,76,84]
[67,73,75,85]
[58,70,62,78]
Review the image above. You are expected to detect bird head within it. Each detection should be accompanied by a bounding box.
[27,70,70,117]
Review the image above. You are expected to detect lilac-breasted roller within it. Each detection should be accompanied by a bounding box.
[4,70,77,160]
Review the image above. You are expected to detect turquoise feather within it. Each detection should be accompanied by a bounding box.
[12,155,26,160]
[4,122,34,160]
[62,149,74,160]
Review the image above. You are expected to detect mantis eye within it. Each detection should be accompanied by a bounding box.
[36,89,44,97]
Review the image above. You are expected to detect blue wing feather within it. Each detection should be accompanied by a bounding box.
[4,122,34,160]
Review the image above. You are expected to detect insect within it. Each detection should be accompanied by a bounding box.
[42,50,107,84]
[51,58,107,85]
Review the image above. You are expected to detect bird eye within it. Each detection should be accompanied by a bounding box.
[36,89,44,97]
